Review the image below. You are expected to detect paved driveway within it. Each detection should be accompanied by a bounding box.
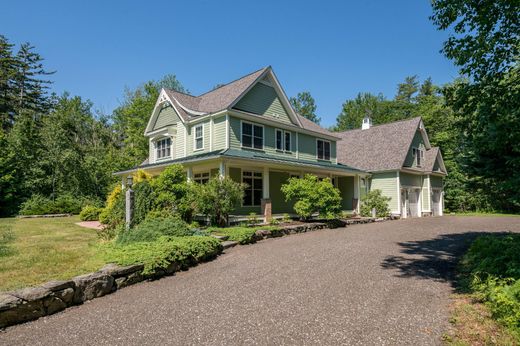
[1,216,519,345]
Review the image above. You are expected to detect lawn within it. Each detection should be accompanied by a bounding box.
[0,216,105,292]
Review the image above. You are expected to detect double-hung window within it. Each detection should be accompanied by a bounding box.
[242,122,263,150]
[242,171,263,206]
[193,172,209,184]
[194,124,203,150]
[156,138,171,160]
[275,129,291,152]
[317,139,331,160]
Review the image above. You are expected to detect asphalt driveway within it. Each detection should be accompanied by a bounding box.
[1,216,519,345]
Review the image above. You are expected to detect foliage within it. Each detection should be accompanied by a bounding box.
[289,91,320,124]
[104,236,222,275]
[193,176,244,227]
[151,164,193,222]
[431,0,520,213]
[79,205,103,221]
[18,193,90,215]
[460,234,520,337]
[99,184,124,226]
[132,179,154,226]
[115,216,193,245]
[281,175,341,220]
[269,217,279,226]
[360,189,391,217]
[282,213,291,223]
[247,213,259,226]
[208,226,259,245]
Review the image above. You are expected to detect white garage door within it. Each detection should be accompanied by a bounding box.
[432,190,441,216]
[408,189,419,218]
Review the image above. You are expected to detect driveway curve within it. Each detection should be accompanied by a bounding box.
[1,216,519,345]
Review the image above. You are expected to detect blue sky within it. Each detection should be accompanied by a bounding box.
[2,1,458,127]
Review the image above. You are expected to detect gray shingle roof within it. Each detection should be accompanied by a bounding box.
[297,115,334,137]
[423,147,439,172]
[164,67,268,116]
[336,117,422,172]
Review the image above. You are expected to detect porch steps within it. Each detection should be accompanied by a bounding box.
[221,240,239,250]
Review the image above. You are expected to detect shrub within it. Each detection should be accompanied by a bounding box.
[79,205,103,221]
[248,213,259,226]
[116,216,193,245]
[151,165,193,222]
[104,236,222,275]
[460,234,520,337]
[208,226,258,244]
[19,193,91,215]
[282,213,291,223]
[281,175,342,220]
[133,180,155,226]
[360,189,391,217]
[99,184,124,226]
[194,176,244,227]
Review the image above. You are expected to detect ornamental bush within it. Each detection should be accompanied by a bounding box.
[116,216,193,245]
[99,184,125,226]
[194,176,244,227]
[281,174,341,220]
[79,205,103,221]
[104,236,222,275]
[19,194,97,215]
[360,189,391,217]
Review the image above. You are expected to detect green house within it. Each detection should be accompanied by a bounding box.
[115,66,446,220]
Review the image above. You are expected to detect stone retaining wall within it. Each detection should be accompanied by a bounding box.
[1,216,394,329]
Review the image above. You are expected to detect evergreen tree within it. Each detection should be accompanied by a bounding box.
[0,35,17,130]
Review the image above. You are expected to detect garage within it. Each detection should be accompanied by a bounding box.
[432,190,442,216]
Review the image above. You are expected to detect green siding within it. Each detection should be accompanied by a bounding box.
[270,171,295,214]
[175,123,185,158]
[152,105,180,131]
[371,172,399,212]
[400,172,422,187]
[213,116,227,150]
[404,130,426,168]
[422,175,430,211]
[338,176,354,210]
[233,83,294,125]
[431,175,443,188]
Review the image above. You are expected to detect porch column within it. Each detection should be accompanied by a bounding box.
[219,161,226,179]
[186,167,193,182]
[261,167,272,223]
[353,175,360,214]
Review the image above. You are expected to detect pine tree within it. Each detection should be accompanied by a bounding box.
[289,91,320,124]
[0,35,17,130]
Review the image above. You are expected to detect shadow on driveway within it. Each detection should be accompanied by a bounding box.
[381,231,510,287]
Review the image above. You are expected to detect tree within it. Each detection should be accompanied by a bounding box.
[290,91,320,124]
[194,176,244,227]
[432,0,520,212]
[334,93,388,131]
[395,75,419,103]
[0,35,16,130]
[430,0,520,82]
[281,175,341,220]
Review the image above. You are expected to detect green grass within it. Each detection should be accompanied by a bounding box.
[209,225,282,244]
[0,216,105,292]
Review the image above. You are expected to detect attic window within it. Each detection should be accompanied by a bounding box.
[413,147,424,167]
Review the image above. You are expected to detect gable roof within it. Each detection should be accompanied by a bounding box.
[164,67,268,115]
[336,117,423,172]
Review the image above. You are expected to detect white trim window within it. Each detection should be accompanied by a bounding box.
[242,122,263,150]
[317,139,331,160]
[412,147,424,167]
[156,138,171,160]
[194,124,204,151]
[276,129,292,152]
[194,172,209,184]
[242,171,263,206]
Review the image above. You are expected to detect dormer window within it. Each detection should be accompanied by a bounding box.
[156,138,171,160]
[412,147,424,167]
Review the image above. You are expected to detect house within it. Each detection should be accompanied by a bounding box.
[336,116,447,217]
[115,66,446,220]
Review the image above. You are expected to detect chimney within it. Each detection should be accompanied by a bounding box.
[362,114,372,130]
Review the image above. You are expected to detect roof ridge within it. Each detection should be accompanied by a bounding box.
[336,116,422,135]
[164,88,197,98]
[195,66,269,98]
